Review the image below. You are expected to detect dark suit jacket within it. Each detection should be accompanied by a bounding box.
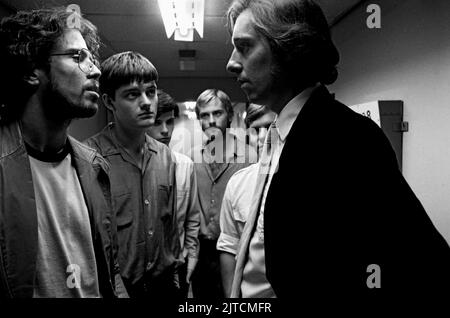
[264,85,450,300]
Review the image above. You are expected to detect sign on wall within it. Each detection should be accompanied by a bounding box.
[349,101,381,127]
[347,100,405,171]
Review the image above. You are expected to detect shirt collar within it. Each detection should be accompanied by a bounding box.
[105,122,159,154]
[275,83,320,141]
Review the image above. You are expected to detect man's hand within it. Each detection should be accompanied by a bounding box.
[186,257,198,283]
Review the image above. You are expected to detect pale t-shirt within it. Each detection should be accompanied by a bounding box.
[29,150,100,298]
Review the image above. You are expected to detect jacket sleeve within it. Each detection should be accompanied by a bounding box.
[351,116,450,291]
[168,159,181,268]
[109,194,129,298]
[103,161,129,298]
[183,160,200,261]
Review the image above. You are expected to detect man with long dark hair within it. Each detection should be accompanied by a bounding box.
[0,7,124,297]
[226,0,450,301]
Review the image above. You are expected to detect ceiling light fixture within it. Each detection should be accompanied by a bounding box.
[157,0,204,42]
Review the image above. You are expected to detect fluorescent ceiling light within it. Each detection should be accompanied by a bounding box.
[157,0,205,42]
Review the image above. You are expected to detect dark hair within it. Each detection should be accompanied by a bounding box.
[156,89,179,118]
[195,88,234,119]
[0,7,100,123]
[227,0,339,87]
[100,51,158,99]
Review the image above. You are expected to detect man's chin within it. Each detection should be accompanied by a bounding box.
[74,103,98,118]
[205,127,223,137]
[158,138,171,146]
[138,119,155,129]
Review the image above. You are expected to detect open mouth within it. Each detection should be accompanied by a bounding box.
[238,79,250,89]
[85,83,100,99]
[85,90,100,100]
[86,90,99,96]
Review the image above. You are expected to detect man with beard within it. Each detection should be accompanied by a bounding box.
[189,89,250,298]
[0,8,125,297]
[225,0,450,303]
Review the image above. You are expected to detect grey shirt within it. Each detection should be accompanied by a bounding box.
[30,154,100,298]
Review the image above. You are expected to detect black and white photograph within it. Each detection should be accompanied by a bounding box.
[1,0,449,314]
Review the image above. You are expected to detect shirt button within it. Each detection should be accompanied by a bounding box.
[211,199,215,204]
[148,230,154,237]
[144,199,150,205]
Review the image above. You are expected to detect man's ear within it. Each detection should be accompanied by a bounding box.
[102,93,115,112]
[23,69,44,87]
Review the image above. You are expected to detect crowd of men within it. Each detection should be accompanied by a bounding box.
[1,0,450,305]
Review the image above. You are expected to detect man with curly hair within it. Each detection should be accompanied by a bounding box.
[0,7,126,298]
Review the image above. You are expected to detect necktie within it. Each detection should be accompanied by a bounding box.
[230,121,278,296]
[260,121,278,175]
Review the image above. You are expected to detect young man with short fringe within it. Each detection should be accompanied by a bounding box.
[85,52,180,298]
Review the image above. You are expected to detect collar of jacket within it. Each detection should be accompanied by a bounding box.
[0,121,108,169]
[0,121,114,298]
[0,120,23,159]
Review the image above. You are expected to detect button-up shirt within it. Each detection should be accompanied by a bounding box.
[193,132,250,241]
[232,84,319,298]
[85,123,180,288]
[217,163,259,255]
[172,151,200,261]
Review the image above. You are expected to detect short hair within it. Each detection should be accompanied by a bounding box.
[156,89,179,118]
[100,51,158,99]
[195,88,234,119]
[245,103,272,127]
[227,0,339,87]
[0,7,100,123]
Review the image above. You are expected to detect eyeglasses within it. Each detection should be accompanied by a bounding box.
[50,48,98,74]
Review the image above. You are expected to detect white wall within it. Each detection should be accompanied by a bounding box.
[329,0,450,243]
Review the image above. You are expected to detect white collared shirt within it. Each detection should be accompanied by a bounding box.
[240,84,319,298]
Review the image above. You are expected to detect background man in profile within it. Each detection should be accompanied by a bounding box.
[0,7,125,297]
[148,89,201,297]
[225,0,450,301]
